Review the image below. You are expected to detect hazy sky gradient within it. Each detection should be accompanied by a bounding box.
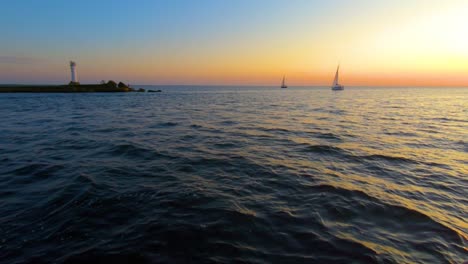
[1,0,467,86]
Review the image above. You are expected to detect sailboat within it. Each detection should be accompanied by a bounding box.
[281,76,288,89]
[331,65,344,90]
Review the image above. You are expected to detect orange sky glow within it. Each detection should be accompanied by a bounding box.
[1,0,467,86]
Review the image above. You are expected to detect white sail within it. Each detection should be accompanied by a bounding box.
[281,76,287,88]
[331,65,344,90]
[333,65,339,86]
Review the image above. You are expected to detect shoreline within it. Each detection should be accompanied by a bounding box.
[0,83,138,93]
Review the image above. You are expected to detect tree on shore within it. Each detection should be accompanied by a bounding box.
[107,80,117,88]
[118,82,129,88]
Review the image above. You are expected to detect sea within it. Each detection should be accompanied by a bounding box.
[0,86,466,263]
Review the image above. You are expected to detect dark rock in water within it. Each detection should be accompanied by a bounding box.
[147,89,161,92]
[137,88,145,92]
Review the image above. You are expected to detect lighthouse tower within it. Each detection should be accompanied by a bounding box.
[69,61,79,85]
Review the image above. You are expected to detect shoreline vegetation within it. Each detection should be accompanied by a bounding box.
[0,81,161,93]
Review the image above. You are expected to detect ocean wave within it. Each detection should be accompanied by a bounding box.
[0,88,466,263]
[312,132,343,141]
[149,122,179,128]
[308,184,465,245]
[300,144,345,155]
[359,154,416,163]
[101,143,176,161]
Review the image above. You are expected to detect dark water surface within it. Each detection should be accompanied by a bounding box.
[0,86,466,263]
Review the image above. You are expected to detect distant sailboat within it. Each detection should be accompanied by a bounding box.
[331,65,344,91]
[281,76,288,89]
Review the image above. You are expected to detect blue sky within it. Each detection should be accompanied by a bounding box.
[2,0,337,55]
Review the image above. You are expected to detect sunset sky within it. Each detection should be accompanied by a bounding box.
[1,0,467,86]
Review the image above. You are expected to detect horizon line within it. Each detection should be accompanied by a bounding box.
[1,83,468,88]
